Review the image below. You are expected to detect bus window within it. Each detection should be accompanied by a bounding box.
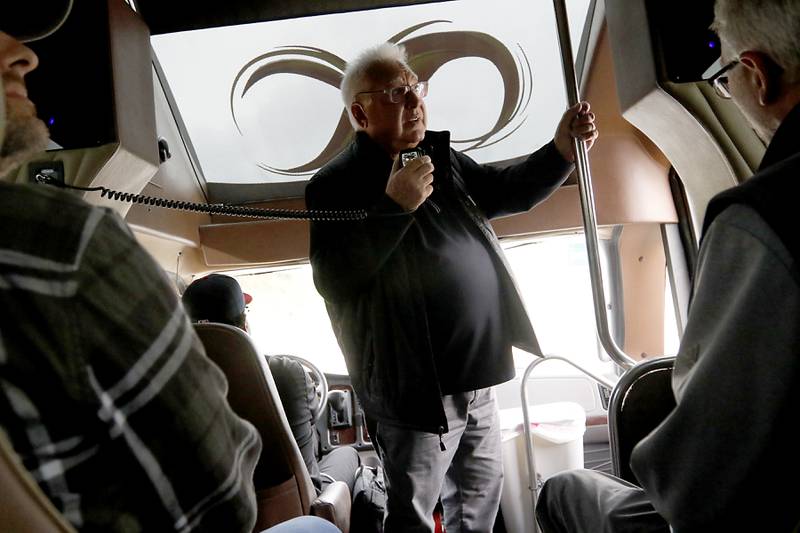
[504,233,604,373]
[234,266,348,375]
[503,225,681,377]
[232,223,682,379]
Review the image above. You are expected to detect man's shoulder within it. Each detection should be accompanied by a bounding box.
[305,146,355,208]
[309,140,359,184]
[734,151,800,195]
[0,182,121,271]
[709,204,780,246]
[704,151,800,262]
[0,181,103,221]
[703,203,796,286]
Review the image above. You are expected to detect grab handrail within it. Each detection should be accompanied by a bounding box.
[520,355,616,533]
[551,0,637,370]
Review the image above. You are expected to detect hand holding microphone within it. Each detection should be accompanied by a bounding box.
[385,151,434,211]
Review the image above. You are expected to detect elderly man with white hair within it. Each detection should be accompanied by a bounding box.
[306,42,598,532]
[536,0,800,531]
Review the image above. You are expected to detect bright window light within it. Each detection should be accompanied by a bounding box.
[503,233,615,377]
[234,266,348,375]
[152,0,591,185]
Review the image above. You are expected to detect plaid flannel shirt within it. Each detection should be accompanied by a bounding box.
[0,183,261,532]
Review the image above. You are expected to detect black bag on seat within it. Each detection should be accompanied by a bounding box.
[351,464,386,533]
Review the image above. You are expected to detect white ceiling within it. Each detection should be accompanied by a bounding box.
[152,0,591,187]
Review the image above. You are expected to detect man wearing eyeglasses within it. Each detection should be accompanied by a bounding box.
[536,1,800,532]
[306,42,597,533]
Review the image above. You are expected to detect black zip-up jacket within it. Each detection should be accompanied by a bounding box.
[703,102,800,272]
[306,130,573,434]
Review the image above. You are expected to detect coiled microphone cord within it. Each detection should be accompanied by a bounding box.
[34,173,371,221]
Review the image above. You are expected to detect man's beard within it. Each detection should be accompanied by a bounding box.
[0,107,49,179]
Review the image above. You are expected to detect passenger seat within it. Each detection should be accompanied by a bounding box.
[194,322,351,533]
[0,430,76,533]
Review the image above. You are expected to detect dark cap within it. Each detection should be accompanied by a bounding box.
[1,0,73,42]
[181,274,253,326]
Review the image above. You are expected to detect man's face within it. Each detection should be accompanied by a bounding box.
[356,62,427,157]
[0,31,48,177]
[719,40,774,144]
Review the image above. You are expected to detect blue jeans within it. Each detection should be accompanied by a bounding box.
[262,516,341,533]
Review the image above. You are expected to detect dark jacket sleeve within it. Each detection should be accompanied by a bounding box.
[629,206,800,532]
[306,172,415,303]
[452,140,573,219]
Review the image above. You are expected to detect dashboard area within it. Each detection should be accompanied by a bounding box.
[318,375,374,454]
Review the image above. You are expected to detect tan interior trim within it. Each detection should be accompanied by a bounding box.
[0,430,76,533]
[618,224,668,361]
[123,67,213,247]
[605,0,763,235]
[253,478,306,532]
[200,219,310,267]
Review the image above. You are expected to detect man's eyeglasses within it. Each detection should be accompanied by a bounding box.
[355,81,429,104]
[705,58,740,99]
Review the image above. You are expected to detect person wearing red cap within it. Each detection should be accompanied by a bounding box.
[182,274,254,331]
[0,4,338,533]
[182,274,361,499]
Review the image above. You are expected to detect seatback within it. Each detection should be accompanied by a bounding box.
[193,323,317,532]
[608,356,676,485]
[267,355,321,481]
[0,430,76,533]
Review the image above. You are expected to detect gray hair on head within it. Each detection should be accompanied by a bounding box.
[712,0,800,83]
[340,42,412,130]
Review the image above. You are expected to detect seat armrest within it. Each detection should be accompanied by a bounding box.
[310,480,351,533]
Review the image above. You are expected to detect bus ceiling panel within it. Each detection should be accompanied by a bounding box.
[151,1,593,192]
[135,0,454,35]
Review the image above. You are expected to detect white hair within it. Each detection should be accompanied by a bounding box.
[712,0,800,83]
[340,42,412,130]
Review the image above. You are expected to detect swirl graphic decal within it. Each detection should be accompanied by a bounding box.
[230,21,533,178]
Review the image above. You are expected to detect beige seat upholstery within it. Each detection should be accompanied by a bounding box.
[193,322,350,533]
[0,430,76,533]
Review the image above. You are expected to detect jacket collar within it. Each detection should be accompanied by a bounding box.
[353,130,451,163]
[759,102,800,171]
[354,131,394,168]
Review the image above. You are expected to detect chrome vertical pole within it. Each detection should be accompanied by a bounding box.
[551,0,636,370]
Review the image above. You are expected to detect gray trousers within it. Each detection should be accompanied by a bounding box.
[319,445,360,494]
[374,387,503,533]
[536,469,669,533]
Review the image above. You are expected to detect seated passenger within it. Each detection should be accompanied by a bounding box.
[182,274,360,494]
[0,6,339,533]
[536,0,800,531]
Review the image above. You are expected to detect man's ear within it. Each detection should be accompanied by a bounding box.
[739,51,782,106]
[351,102,368,129]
